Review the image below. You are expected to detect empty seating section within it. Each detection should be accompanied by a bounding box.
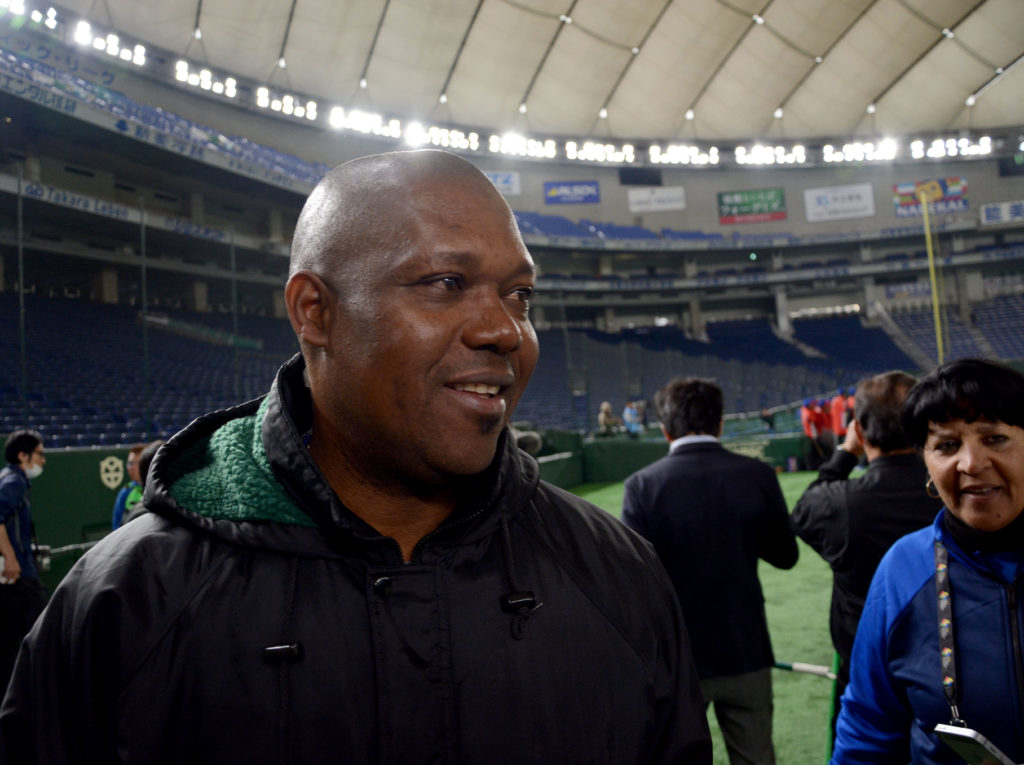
[519,323,876,432]
[972,295,1024,360]
[662,229,727,243]
[579,220,658,240]
[0,293,293,448]
[0,51,331,189]
[890,309,985,363]
[512,212,592,239]
[794,316,914,375]
[10,292,1005,444]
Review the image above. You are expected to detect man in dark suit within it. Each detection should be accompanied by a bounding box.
[623,377,798,765]
[790,370,942,738]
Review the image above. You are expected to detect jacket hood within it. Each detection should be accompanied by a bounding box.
[144,354,540,557]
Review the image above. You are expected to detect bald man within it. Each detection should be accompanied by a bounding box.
[0,151,711,764]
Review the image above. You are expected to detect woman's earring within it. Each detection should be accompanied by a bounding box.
[925,478,940,499]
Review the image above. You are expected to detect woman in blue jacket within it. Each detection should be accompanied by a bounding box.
[832,358,1024,764]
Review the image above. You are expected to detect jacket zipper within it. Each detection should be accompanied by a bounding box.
[1008,583,1024,729]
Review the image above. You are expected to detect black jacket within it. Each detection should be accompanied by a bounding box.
[621,441,798,679]
[790,449,942,664]
[0,355,711,764]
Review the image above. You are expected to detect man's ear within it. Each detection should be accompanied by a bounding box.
[285,270,331,349]
[851,419,865,446]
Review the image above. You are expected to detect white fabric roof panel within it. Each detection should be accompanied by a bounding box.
[52,0,1024,142]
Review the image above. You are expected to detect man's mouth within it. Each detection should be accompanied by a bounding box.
[450,383,501,398]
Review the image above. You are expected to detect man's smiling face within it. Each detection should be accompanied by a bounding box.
[307,167,538,488]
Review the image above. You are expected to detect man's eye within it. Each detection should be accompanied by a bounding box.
[511,286,534,302]
[432,276,462,291]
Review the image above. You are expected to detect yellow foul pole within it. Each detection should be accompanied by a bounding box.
[919,185,944,364]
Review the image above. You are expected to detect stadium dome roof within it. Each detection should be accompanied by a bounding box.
[57,0,1024,143]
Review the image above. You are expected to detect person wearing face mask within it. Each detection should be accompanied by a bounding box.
[0,429,48,693]
[832,358,1024,764]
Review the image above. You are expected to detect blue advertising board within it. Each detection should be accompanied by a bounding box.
[544,180,600,205]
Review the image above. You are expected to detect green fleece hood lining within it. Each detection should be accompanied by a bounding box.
[167,396,316,526]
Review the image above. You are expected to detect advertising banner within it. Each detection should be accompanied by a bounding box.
[980,199,1024,226]
[544,180,600,205]
[892,177,968,218]
[804,183,875,222]
[718,188,786,224]
[485,171,522,196]
[627,186,686,213]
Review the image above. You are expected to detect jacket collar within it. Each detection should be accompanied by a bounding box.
[148,353,538,558]
[262,353,539,552]
[669,437,722,454]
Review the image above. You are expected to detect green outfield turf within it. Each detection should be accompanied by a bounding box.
[571,471,830,765]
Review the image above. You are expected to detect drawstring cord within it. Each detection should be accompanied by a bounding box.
[499,515,542,639]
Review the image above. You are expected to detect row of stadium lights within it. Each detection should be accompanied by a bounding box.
[6,3,1016,165]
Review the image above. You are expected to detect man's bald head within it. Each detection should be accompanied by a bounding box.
[289,150,509,286]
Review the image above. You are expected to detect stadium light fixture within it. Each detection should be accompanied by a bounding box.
[278,57,286,69]
[649,143,719,165]
[518,103,528,114]
[44,7,57,29]
[773,107,783,119]
[965,94,976,106]
[911,135,991,159]
[73,20,92,46]
[359,78,367,89]
[684,109,695,120]
[9,0,25,15]
[752,14,764,24]
[866,103,876,114]
[822,139,898,163]
[735,144,805,165]
[566,141,635,163]
[439,93,447,104]
[598,107,608,119]
[193,27,202,40]
[30,9,41,22]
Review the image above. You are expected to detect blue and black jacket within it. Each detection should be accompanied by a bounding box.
[833,510,1024,764]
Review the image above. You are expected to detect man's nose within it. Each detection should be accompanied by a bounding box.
[464,290,523,353]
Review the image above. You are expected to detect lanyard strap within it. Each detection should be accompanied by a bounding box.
[934,540,966,726]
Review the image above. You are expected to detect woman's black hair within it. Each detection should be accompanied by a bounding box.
[4,430,43,465]
[901,358,1024,447]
